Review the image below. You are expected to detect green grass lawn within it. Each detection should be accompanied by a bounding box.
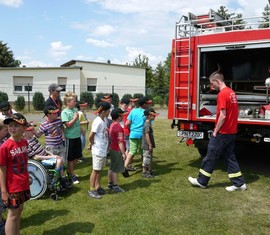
[18,118,270,235]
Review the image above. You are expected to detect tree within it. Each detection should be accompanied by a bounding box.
[133,54,154,89]
[0,41,21,67]
[259,4,270,28]
[152,62,167,97]
[217,6,231,20]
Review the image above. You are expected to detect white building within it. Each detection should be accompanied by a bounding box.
[0,60,146,102]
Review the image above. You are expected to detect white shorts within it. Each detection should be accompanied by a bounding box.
[92,154,106,171]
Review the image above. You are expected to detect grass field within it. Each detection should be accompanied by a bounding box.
[17,118,270,235]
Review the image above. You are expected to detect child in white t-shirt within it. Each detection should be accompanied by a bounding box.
[88,102,111,199]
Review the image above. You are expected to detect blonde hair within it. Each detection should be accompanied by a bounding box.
[63,92,77,106]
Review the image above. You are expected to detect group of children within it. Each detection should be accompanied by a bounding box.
[0,90,158,234]
[88,96,158,199]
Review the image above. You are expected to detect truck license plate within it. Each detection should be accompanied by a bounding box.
[177,130,204,139]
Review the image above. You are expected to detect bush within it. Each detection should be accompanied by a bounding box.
[133,93,144,99]
[111,93,119,108]
[32,92,45,111]
[122,94,132,101]
[14,96,25,111]
[153,95,165,108]
[94,92,106,108]
[0,91,8,104]
[80,92,94,109]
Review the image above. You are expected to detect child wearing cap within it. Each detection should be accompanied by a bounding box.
[0,113,30,235]
[35,105,66,163]
[0,101,17,120]
[123,96,151,177]
[24,125,72,189]
[88,102,111,199]
[61,92,82,185]
[107,108,126,193]
[142,108,158,178]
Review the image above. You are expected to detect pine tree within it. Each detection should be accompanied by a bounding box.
[0,41,21,67]
[259,4,270,28]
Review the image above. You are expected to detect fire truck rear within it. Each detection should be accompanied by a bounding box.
[168,9,270,156]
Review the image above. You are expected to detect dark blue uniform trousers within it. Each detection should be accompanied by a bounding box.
[197,133,245,187]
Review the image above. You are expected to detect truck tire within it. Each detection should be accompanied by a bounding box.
[197,148,207,157]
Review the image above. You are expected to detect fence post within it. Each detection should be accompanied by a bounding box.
[73,84,75,93]
[28,83,30,112]
[112,85,114,94]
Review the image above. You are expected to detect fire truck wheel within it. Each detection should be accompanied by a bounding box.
[197,148,207,158]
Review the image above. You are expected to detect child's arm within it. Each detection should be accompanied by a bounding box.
[145,132,153,151]
[64,112,79,128]
[88,131,95,150]
[0,166,9,202]
[118,142,126,160]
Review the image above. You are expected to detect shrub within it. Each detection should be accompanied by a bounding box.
[94,92,106,108]
[133,93,144,99]
[14,96,25,111]
[0,91,8,104]
[32,92,45,111]
[80,92,94,109]
[111,93,119,108]
[122,94,132,101]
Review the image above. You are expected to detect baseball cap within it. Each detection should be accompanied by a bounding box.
[138,97,152,106]
[48,83,63,92]
[130,97,139,102]
[79,101,88,107]
[3,113,29,126]
[25,121,36,131]
[120,97,130,105]
[101,94,112,102]
[144,108,159,117]
[0,101,11,112]
[44,105,59,116]
[94,102,111,114]
[110,108,125,120]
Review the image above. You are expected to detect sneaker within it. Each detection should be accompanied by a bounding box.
[78,157,86,162]
[112,185,125,193]
[188,176,207,189]
[97,187,107,195]
[72,175,80,184]
[225,184,247,192]
[142,172,155,178]
[107,184,113,191]
[60,177,72,189]
[126,166,137,171]
[122,168,130,178]
[88,190,101,199]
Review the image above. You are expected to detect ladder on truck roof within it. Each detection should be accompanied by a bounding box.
[173,9,230,120]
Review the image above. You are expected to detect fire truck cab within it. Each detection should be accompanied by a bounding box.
[168,9,270,156]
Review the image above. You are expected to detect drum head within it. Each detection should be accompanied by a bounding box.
[28,160,48,200]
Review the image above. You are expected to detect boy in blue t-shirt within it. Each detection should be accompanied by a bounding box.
[123,97,151,177]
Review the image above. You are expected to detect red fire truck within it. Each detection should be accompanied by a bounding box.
[168,9,270,156]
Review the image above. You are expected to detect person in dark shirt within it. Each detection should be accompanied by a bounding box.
[44,83,63,114]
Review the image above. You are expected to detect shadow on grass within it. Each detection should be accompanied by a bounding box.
[21,209,69,229]
[122,178,160,191]
[43,222,94,234]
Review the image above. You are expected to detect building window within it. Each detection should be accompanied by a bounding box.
[87,78,97,92]
[13,76,33,93]
[58,77,67,92]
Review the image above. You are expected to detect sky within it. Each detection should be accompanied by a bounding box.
[0,0,269,68]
